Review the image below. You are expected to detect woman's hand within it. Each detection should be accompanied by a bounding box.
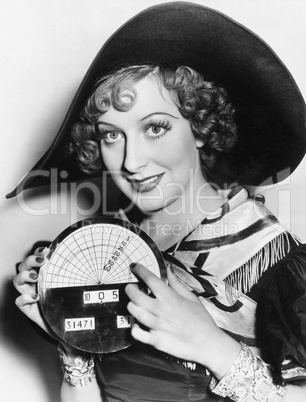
[13,246,53,336]
[125,263,241,378]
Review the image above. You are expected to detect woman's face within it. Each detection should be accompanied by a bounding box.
[97,75,205,214]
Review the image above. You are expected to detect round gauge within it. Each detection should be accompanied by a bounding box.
[38,217,165,353]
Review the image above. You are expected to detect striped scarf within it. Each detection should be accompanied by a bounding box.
[163,188,298,347]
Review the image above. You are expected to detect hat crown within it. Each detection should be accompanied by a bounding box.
[6,2,306,198]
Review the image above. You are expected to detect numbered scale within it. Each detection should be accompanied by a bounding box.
[38,217,165,354]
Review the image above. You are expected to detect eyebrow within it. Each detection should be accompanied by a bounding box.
[96,122,118,128]
[140,112,179,121]
[96,112,179,128]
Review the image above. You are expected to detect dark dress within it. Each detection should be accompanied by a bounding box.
[95,189,306,401]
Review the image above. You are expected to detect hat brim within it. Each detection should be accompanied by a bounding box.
[6,1,306,198]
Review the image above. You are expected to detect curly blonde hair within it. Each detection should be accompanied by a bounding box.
[68,65,237,179]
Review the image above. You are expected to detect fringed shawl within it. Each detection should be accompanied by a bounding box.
[163,187,306,382]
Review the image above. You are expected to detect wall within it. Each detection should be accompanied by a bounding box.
[1,1,306,401]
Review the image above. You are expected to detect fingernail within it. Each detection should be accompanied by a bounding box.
[130,263,137,270]
[31,294,39,300]
[29,273,38,280]
[36,257,44,263]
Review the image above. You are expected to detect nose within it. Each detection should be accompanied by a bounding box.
[123,136,148,174]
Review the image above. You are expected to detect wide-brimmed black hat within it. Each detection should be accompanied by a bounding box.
[6,1,306,198]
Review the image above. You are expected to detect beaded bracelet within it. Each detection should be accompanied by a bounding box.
[209,343,288,402]
[58,343,96,387]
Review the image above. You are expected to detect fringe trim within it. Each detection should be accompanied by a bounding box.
[224,232,297,303]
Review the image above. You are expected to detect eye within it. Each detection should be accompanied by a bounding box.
[103,131,123,145]
[145,120,172,138]
[148,125,167,136]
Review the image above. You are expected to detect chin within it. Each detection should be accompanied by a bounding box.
[135,194,182,216]
[134,200,164,215]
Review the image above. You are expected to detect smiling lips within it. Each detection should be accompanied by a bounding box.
[128,173,165,193]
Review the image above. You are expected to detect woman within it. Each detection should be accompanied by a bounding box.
[11,3,306,401]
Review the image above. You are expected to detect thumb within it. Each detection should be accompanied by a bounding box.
[167,265,199,303]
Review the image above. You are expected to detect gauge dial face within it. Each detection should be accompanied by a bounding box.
[38,217,165,353]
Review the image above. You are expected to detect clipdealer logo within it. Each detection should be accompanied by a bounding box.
[15,167,294,231]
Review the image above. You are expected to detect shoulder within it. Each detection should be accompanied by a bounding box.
[256,241,306,383]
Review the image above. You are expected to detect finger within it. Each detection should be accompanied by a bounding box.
[127,301,158,329]
[125,283,157,313]
[167,265,199,303]
[130,323,158,346]
[15,294,50,333]
[15,293,39,311]
[13,270,39,289]
[130,263,169,299]
[18,254,46,273]
[34,247,50,257]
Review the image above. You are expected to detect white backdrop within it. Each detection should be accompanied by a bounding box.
[1,1,306,401]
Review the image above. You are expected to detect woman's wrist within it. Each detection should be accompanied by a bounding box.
[60,342,81,361]
[199,329,241,379]
[58,343,96,387]
[209,343,288,401]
